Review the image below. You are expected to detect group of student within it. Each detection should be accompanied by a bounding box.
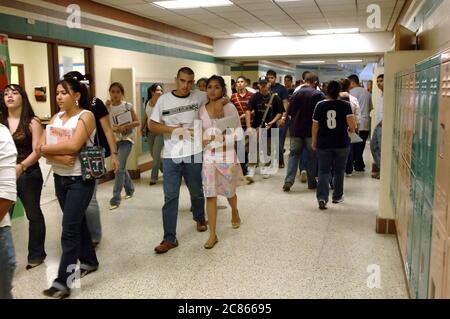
[0,65,382,299]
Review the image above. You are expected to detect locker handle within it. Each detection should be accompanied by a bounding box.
[428,118,433,147]
[439,123,445,159]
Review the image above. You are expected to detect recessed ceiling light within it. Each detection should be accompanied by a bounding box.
[307,28,359,35]
[233,32,282,37]
[337,59,363,63]
[152,0,233,9]
[300,60,325,64]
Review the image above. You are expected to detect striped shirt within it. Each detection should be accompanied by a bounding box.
[230,90,253,128]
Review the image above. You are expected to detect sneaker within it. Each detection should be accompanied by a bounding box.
[247,166,256,177]
[245,176,254,184]
[154,240,179,254]
[125,193,133,200]
[109,204,119,210]
[26,260,44,270]
[80,266,98,278]
[42,286,70,299]
[300,170,307,183]
[263,174,270,179]
[282,182,293,192]
[318,200,327,210]
[149,180,157,185]
[346,173,353,177]
[332,197,344,204]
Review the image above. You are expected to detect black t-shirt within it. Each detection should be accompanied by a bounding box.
[90,97,111,157]
[247,92,283,129]
[289,86,325,138]
[313,99,353,149]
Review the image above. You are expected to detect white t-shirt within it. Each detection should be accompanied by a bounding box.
[376,93,384,125]
[50,110,96,177]
[151,90,207,159]
[0,124,17,228]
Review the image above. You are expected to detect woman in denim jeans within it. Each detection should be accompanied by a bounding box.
[141,84,164,185]
[312,81,357,210]
[1,84,46,270]
[38,77,98,298]
[107,82,140,210]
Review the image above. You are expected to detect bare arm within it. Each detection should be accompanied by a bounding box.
[0,199,13,221]
[149,120,178,135]
[347,115,357,133]
[99,115,119,173]
[16,118,43,177]
[311,121,319,151]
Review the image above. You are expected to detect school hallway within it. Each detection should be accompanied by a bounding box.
[10,149,408,299]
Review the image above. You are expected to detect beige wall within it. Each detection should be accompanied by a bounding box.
[379,51,431,219]
[418,0,450,53]
[8,38,51,119]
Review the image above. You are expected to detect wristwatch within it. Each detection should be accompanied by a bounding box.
[19,163,27,172]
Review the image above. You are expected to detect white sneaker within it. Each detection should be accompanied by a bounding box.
[247,166,256,177]
[300,170,307,183]
[263,174,270,179]
[261,167,271,179]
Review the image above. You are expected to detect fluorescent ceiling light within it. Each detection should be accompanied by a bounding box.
[274,0,303,2]
[233,32,282,37]
[338,59,363,63]
[153,0,233,9]
[307,28,359,35]
[300,60,325,64]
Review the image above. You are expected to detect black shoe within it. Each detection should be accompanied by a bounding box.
[282,182,292,192]
[318,200,327,210]
[80,267,98,278]
[43,287,70,299]
[332,197,344,204]
[92,241,100,249]
[26,260,44,270]
[279,162,285,169]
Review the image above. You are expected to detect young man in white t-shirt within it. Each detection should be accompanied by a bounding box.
[149,67,208,254]
[0,124,17,299]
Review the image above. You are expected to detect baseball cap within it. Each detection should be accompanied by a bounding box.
[258,76,268,84]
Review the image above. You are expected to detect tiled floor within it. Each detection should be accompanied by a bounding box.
[10,150,408,298]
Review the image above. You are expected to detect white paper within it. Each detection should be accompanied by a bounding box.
[349,132,363,144]
[113,110,132,126]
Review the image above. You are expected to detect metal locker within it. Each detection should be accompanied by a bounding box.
[409,182,424,298]
[424,64,441,202]
[429,217,447,298]
[418,199,433,299]
[444,238,450,298]
[434,60,450,232]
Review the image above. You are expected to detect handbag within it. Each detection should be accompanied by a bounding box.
[78,117,107,181]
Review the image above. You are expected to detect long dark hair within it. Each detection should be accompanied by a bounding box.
[145,83,161,105]
[56,78,90,110]
[1,84,37,135]
[206,75,226,97]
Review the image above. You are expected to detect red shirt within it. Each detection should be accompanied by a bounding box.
[230,90,253,128]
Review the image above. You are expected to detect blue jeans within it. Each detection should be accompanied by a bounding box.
[300,150,308,171]
[278,117,290,164]
[285,137,318,189]
[85,180,101,243]
[162,155,206,243]
[370,124,382,170]
[111,140,135,206]
[317,147,350,202]
[53,175,98,290]
[147,132,164,181]
[0,226,16,299]
[15,166,46,263]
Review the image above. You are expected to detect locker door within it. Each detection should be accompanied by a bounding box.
[429,217,447,298]
[418,200,433,299]
[444,238,450,298]
[409,182,424,298]
[434,61,450,230]
[424,65,441,202]
[412,71,423,180]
